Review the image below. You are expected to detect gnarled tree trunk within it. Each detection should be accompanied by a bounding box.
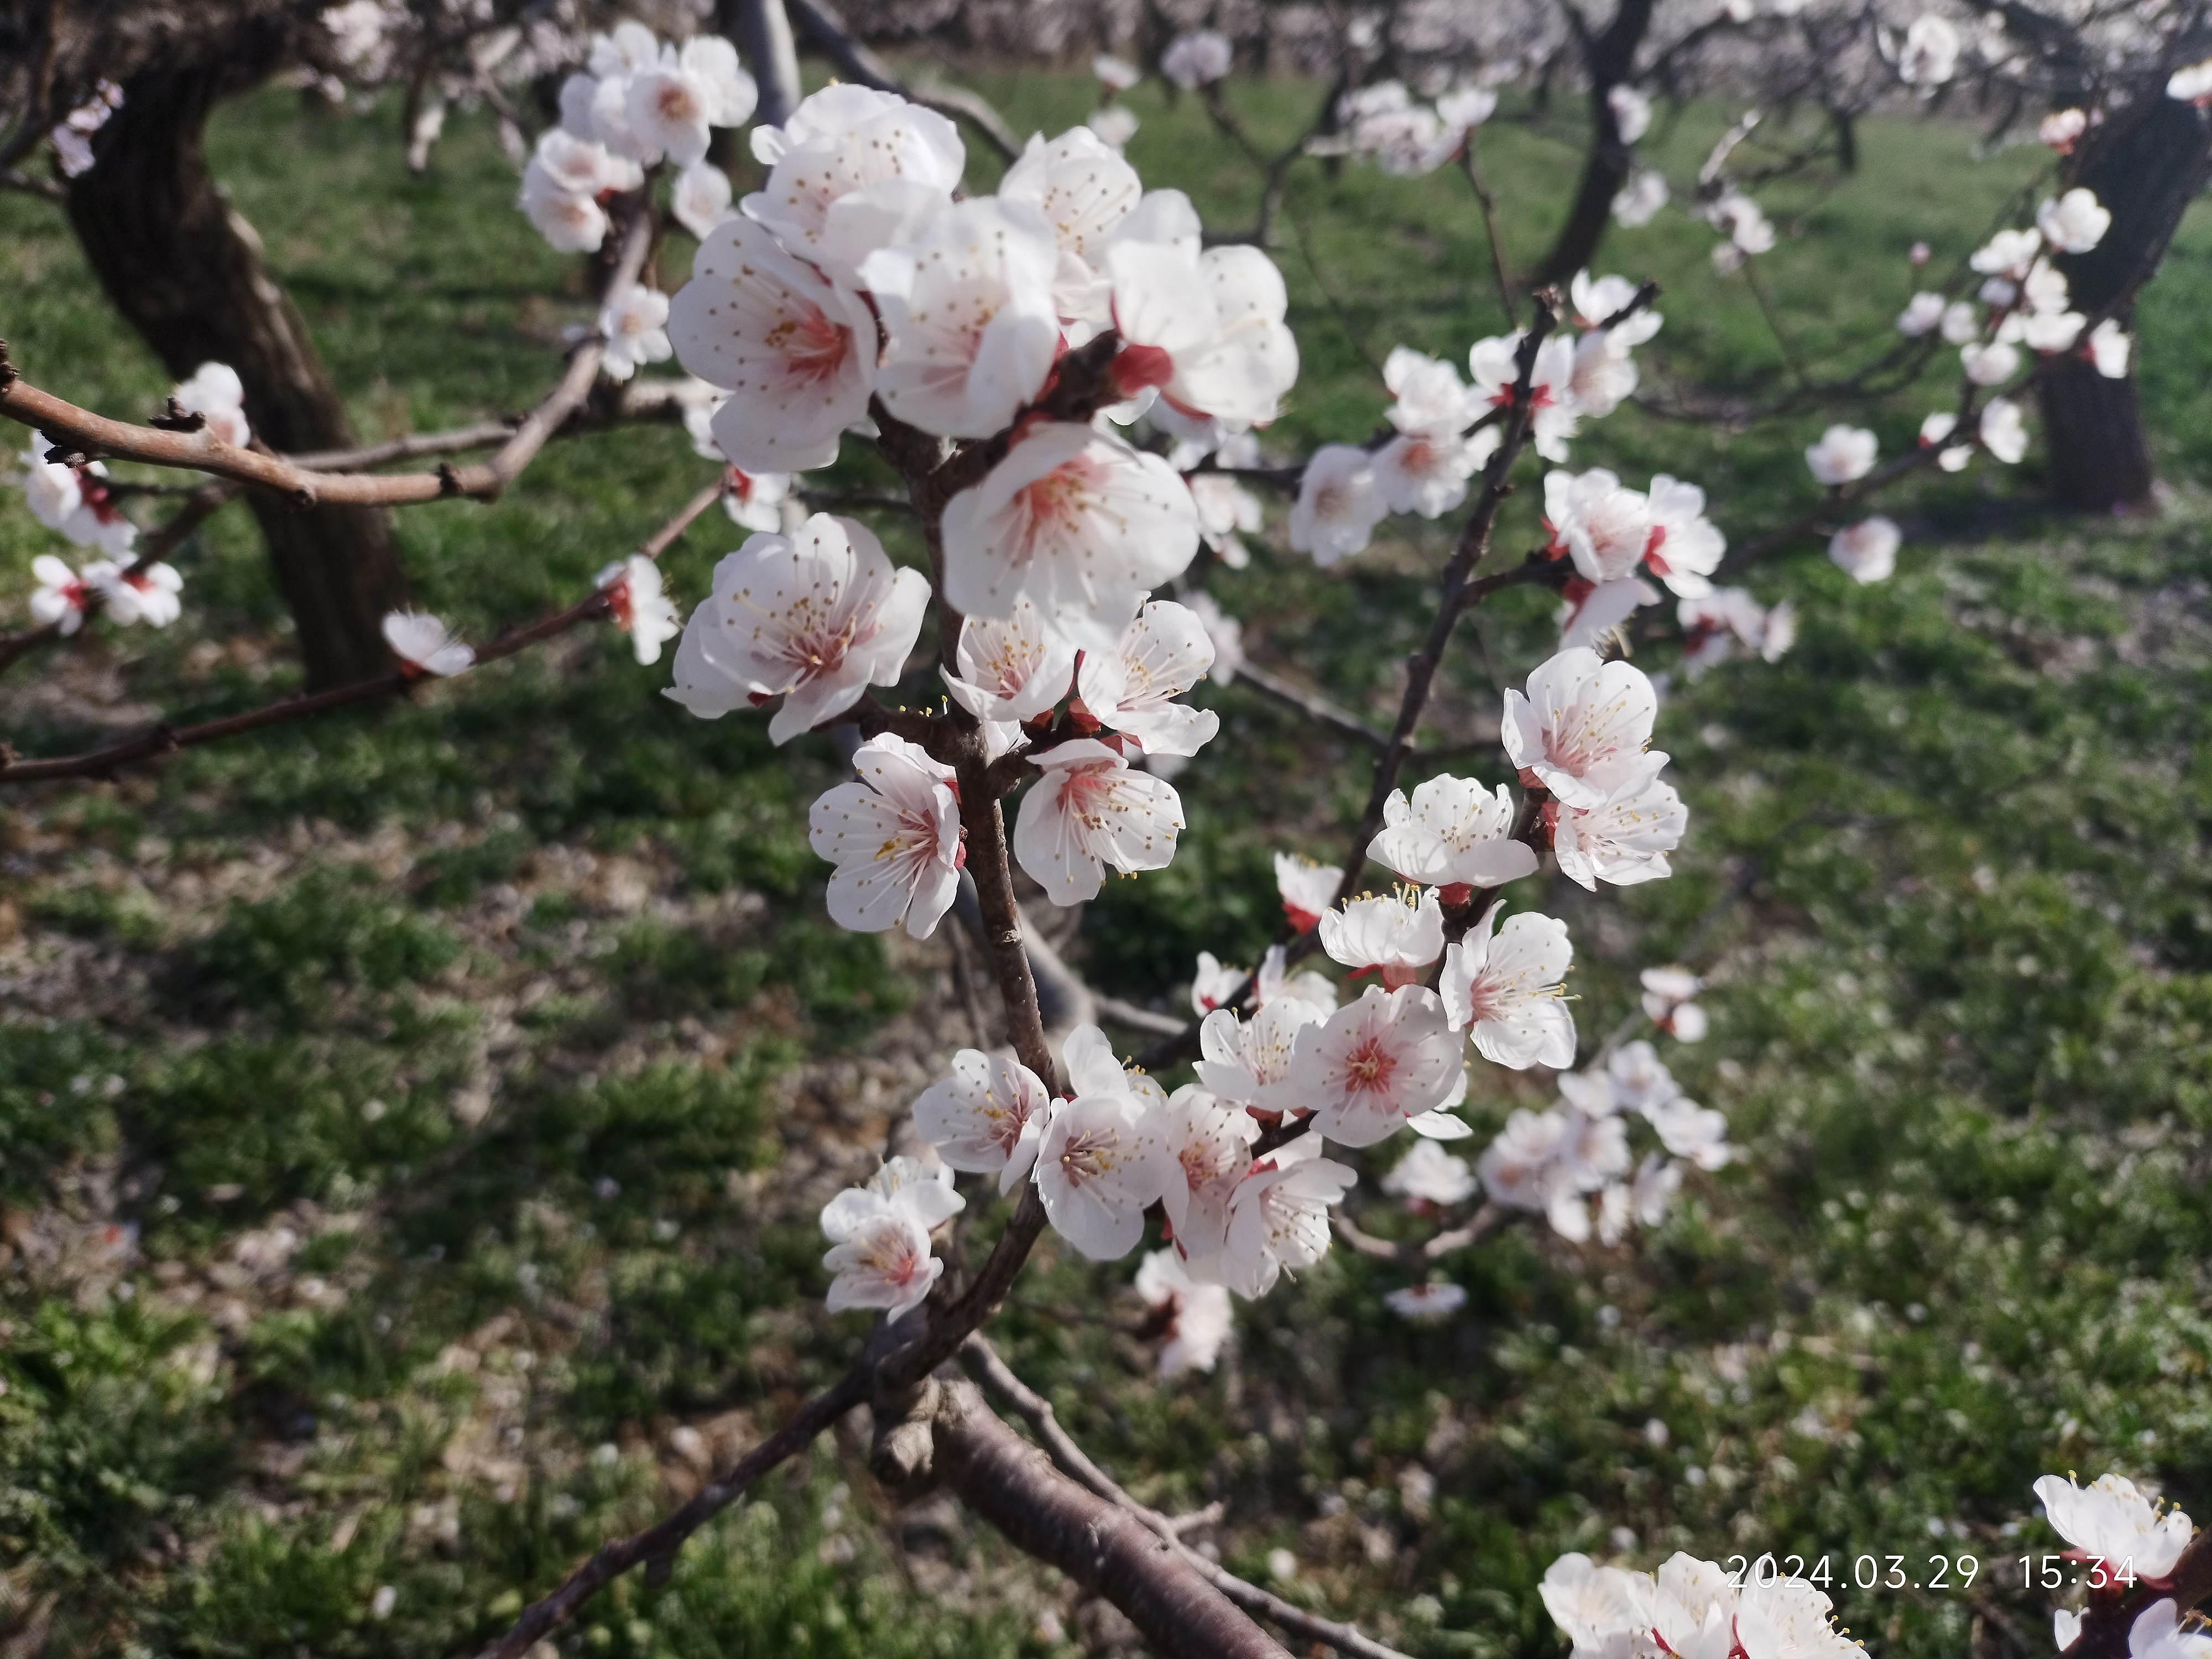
[2038,86,2212,514]
[65,40,408,688]
[1534,0,1658,285]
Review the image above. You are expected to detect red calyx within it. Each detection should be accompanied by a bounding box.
[1438,882,1474,907]
[1644,523,1671,575]
[1561,575,1595,605]
[1284,904,1323,932]
[1108,342,1177,400]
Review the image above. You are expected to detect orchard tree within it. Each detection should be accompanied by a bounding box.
[2,4,2206,1655]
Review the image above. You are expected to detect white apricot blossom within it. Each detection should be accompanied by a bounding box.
[1291,984,1463,1146]
[1135,1248,1234,1377]
[1197,993,1332,1112]
[1382,1138,1476,1206]
[1290,445,1388,566]
[743,85,964,284]
[1161,29,1233,90]
[807,734,963,940]
[96,562,184,628]
[1441,902,1576,1069]
[1613,170,1668,227]
[1896,291,1946,337]
[859,196,1061,439]
[941,421,1200,652]
[670,216,880,473]
[1385,1282,1468,1322]
[1076,599,1220,758]
[665,514,928,742]
[597,284,671,383]
[913,1050,1054,1192]
[1218,1149,1358,1297]
[1107,242,1298,426]
[1544,469,1656,584]
[1469,331,1579,460]
[1035,1026,1175,1260]
[1898,13,1961,85]
[1640,969,1708,1041]
[1368,774,1540,891]
[820,1157,963,1318]
[1961,340,2021,386]
[2090,319,2134,379]
[623,36,755,168]
[1384,345,1479,432]
[382,611,473,677]
[1981,398,2028,464]
[171,362,251,448]
[1680,589,1796,672]
[942,596,1077,739]
[1829,516,1900,583]
[19,434,134,556]
[671,160,736,239]
[1318,889,1447,990]
[2034,1473,2194,1581]
[1804,424,1877,486]
[999,125,1141,316]
[1501,648,1667,810]
[1013,738,1184,905]
[2037,187,2111,255]
[28,556,94,635]
[1645,474,1725,596]
[1156,1085,1260,1262]
[1552,775,1688,890]
[1188,473,1264,570]
[1275,853,1345,932]
[594,555,681,665]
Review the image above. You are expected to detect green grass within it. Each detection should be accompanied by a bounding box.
[5,61,2212,1658]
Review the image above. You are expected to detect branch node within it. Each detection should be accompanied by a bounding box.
[42,445,90,469]
[0,339,18,392]
[436,462,465,498]
[149,399,207,434]
[869,1377,942,1490]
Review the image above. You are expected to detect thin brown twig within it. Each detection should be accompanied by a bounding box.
[0,205,656,508]
[0,482,723,786]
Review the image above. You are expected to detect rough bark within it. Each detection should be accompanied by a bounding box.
[925,1381,1294,1659]
[1533,0,1658,284]
[2037,88,2212,514]
[64,33,408,688]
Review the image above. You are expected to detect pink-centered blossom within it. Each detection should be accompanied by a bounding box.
[28,555,95,635]
[666,514,927,740]
[1383,345,1479,433]
[1156,1084,1260,1262]
[1645,474,1725,596]
[912,1049,1054,1193]
[1217,1148,1357,1297]
[1375,428,1495,519]
[1108,241,1298,426]
[1013,738,1184,905]
[1558,576,1660,653]
[1469,331,1579,460]
[1441,902,1577,1069]
[1290,983,1463,1146]
[595,554,681,665]
[19,434,134,557]
[1544,468,1656,585]
[1368,773,1540,891]
[1552,775,1687,890]
[598,284,671,383]
[942,594,1077,740]
[820,1156,963,1318]
[2037,188,2111,255]
[2041,108,2088,151]
[1198,992,1332,1109]
[2034,1473,2194,1583]
[670,216,880,474]
[1501,647,1667,810]
[623,37,755,168]
[1035,1025,1175,1260]
[95,561,183,628]
[1679,588,1796,673]
[1076,599,1220,758]
[807,735,963,940]
[1000,126,1142,321]
[941,421,1199,652]
[860,196,1062,439]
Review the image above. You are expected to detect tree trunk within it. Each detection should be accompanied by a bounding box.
[2037,87,2212,514]
[65,54,408,688]
[1533,0,1658,285]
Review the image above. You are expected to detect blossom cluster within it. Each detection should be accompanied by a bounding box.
[1537,1469,2207,1659]
[1289,268,1665,575]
